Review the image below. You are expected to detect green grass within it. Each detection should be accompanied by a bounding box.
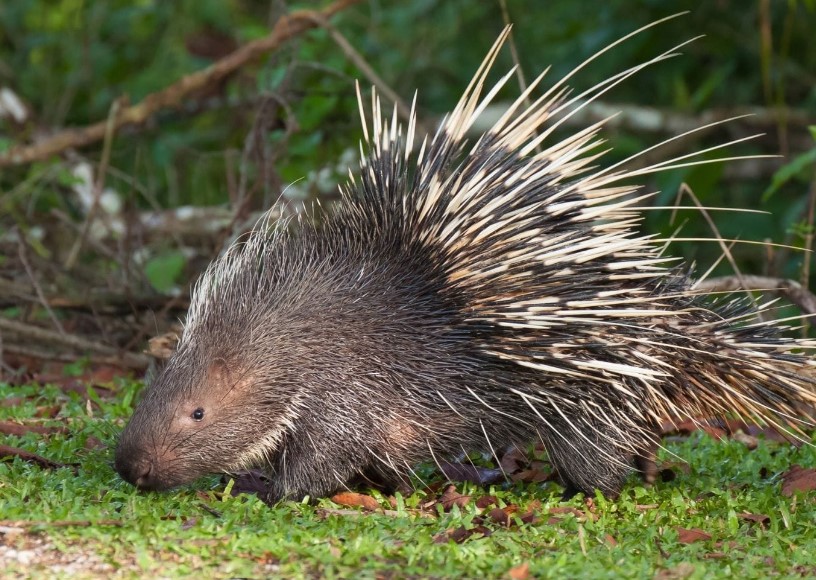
[1,380,815,579]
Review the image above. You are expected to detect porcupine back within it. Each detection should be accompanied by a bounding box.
[115,21,816,501]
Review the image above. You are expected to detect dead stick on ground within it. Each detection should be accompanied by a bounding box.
[0,0,363,168]
[0,444,65,469]
[0,318,150,369]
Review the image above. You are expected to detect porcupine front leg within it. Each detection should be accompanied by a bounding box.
[262,432,367,503]
[261,404,419,503]
[542,418,629,498]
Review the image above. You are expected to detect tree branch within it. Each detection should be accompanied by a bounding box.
[695,275,816,315]
[0,0,362,168]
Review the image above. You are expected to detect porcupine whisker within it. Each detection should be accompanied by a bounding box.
[653,238,806,252]
[635,157,784,188]
[552,12,689,89]
[332,469,351,492]
[355,469,384,489]
[459,445,485,479]
[490,29,696,153]
[587,116,763,184]
[641,207,769,214]
[425,441,452,483]
[435,390,468,419]
[695,242,739,285]
[363,444,391,474]
[586,401,642,445]
[404,415,446,438]
[528,42,696,153]
[742,312,816,330]
[478,419,509,480]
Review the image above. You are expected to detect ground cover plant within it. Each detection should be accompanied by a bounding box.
[1,377,815,578]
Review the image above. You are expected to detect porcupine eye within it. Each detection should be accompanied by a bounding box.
[191,408,205,421]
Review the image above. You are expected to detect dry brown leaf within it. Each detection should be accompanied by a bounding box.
[548,506,587,521]
[676,527,712,544]
[511,467,551,483]
[475,495,499,509]
[738,512,770,527]
[507,562,530,580]
[730,432,759,449]
[147,333,180,359]
[433,524,492,544]
[781,465,816,496]
[487,507,512,527]
[499,446,528,474]
[744,425,796,444]
[654,562,696,580]
[331,491,379,511]
[439,485,471,511]
[439,461,504,485]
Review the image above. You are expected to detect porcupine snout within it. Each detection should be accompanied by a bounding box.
[114,451,156,489]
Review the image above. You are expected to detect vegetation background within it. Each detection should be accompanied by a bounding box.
[1,1,816,577]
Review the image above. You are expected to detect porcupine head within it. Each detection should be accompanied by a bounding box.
[115,22,816,503]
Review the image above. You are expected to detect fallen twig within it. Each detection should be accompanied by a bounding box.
[0,318,150,369]
[0,444,65,469]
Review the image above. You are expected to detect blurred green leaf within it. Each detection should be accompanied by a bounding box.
[2,0,816,285]
[763,147,816,201]
[144,250,186,293]
[63,357,90,377]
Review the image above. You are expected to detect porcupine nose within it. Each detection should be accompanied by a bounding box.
[115,450,159,490]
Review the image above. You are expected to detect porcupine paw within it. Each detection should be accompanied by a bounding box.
[546,445,632,499]
[554,439,659,499]
[554,460,630,500]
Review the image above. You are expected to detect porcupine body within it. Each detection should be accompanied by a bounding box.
[115,24,816,502]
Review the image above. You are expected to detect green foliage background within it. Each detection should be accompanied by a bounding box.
[1,0,815,283]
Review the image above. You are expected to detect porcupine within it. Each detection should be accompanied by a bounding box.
[115,21,816,502]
